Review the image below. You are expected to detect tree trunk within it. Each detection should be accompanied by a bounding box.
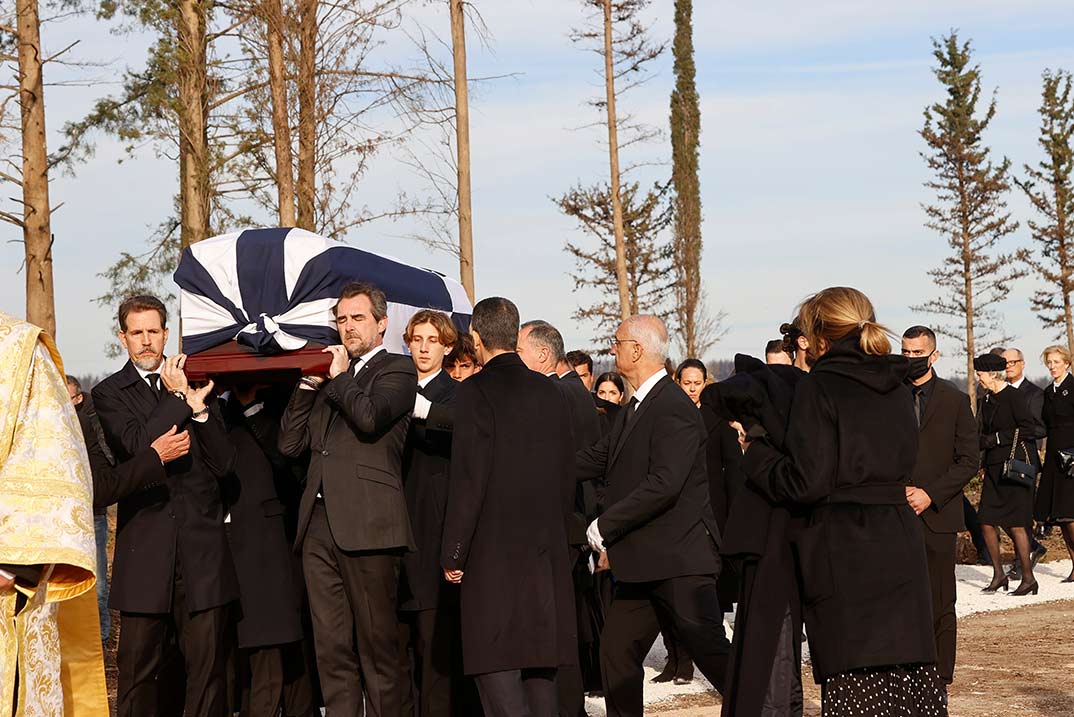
[265,0,296,227]
[296,0,317,231]
[16,0,54,337]
[450,0,475,303]
[601,0,630,321]
[177,0,210,248]
[962,229,976,408]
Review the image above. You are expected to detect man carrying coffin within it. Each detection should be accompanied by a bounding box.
[279,281,417,717]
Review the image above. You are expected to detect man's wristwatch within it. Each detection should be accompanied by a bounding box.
[191,406,209,419]
[170,389,187,401]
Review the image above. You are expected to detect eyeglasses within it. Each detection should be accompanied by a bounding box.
[610,337,640,348]
[1006,360,1024,367]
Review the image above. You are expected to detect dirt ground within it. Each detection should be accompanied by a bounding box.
[648,600,1074,716]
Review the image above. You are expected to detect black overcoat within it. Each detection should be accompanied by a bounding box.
[219,394,303,649]
[977,385,1042,527]
[741,338,935,681]
[400,369,457,611]
[440,352,576,675]
[909,376,980,534]
[699,395,746,608]
[554,371,603,544]
[278,349,417,552]
[93,360,239,614]
[1035,373,1074,522]
[576,375,722,583]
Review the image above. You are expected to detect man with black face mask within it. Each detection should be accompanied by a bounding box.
[901,325,980,685]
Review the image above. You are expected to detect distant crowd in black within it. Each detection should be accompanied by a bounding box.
[67,284,1074,717]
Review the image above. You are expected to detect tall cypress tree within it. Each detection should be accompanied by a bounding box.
[915,33,1024,406]
[669,0,708,358]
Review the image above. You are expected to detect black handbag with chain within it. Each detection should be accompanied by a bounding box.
[1002,428,1038,488]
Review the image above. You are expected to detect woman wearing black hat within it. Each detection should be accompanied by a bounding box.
[974,352,1043,596]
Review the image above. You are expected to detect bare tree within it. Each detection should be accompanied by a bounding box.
[449,0,473,301]
[264,0,296,225]
[177,0,210,248]
[556,180,674,345]
[915,33,1025,405]
[1016,69,1074,356]
[296,0,316,229]
[569,0,664,322]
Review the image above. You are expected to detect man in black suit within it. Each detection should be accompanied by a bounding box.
[92,295,238,717]
[441,297,576,717]
[566,350,595,391]
[399,310,460,717]
[220,385,313,717]
[577,315,729,717]
[278,281,417,717]
[902,326,980,684]
[1003,347,1048,570]
[519,320,603,714]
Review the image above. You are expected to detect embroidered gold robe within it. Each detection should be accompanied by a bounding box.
[0,312,108,717]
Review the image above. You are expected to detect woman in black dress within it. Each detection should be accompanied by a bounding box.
[1034,345,1074,581]
[974,353,1043,596]
[742,287,945,717]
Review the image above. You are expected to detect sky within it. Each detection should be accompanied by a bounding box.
[2,0,1074,385]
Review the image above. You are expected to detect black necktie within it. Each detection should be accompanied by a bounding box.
[624,396,639,422]
[416,383,426,396]
[147,372,161,396]
[349,357,362,376]
[912,387,922,426]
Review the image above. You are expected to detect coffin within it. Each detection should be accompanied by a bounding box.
[173,227,472,380]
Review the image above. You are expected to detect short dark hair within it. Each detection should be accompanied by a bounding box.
[566,350,593,373]
[118,295,168,332]
[471,297,519,352]
[445,333,479,366]
[764,339,788,356]
[902,325,937,351]
[335,281,388,321]
[66,375,81,392]
[520,319,565,363]
[594,371,625,395]
[675,358,707,382]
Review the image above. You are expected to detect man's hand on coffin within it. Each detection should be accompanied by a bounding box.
[151,425,191,464]
[323,345,350,379]
[160,354,190,396]
[187,380,216,414]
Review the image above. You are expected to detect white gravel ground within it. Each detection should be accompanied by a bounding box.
[582,558,1074,716]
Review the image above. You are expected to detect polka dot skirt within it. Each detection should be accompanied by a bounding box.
[821,663,948,717]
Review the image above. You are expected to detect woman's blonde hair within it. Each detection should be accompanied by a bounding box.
[1042,344,1072,366]
[795,286,892,359]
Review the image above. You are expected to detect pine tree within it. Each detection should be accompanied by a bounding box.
[915,33,1024,405]
[1016,69,1074,355]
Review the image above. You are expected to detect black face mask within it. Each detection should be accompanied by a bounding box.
[906,355,932,381]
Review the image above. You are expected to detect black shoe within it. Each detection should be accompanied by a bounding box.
[1006,562,1022,579]
[1062,572,1074,584]
[1010,579,1039,596]
[1030,544,1048,566]
[982,575,1009,593]
[651,664,676,683]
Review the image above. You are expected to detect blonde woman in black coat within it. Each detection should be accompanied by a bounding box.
[742,287,944,717]
[974,353,1043,596]
[1034,345,1074,581]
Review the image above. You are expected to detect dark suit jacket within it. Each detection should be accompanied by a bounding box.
[279,349,417,551]
[77,407,165,512]
[220,394,304,649]
[93,360,239,614]
[441,352,576,675]
[910,376,979,534]
[554,371,603,545]
[401,370,457,611]
[1015,377,1046,433]
[577,374,721,583]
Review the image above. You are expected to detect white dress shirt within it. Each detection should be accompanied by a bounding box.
[352,345,387,376]
[413,369,442,420]
[1011,376,1026,390]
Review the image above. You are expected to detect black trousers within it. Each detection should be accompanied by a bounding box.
[601,575,730,717]
[234,642,315,717]
[475,667,557,717]
[117,560,230,717]
[303,502,405,717]
[962,494,990,562]
[657,629,694,680]
[923,526,957,684]
[399,601,460,717]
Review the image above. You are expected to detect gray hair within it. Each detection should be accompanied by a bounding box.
[622,315,669,362]
[520,319,565,364]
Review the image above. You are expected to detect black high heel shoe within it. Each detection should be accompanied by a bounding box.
[1011,579,1039,596]
[1062,573,1074,584]
[981,575,1009,593]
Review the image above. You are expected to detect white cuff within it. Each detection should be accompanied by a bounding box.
[0,568,14,582]
[413,394,433,420]
[586,518,604,553]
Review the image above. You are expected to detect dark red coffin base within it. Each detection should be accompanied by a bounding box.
[182,340,333,385]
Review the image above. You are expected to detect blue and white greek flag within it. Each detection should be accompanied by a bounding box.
[174,227,472,355]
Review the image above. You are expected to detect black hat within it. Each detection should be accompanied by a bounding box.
[973,353,1006,372]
